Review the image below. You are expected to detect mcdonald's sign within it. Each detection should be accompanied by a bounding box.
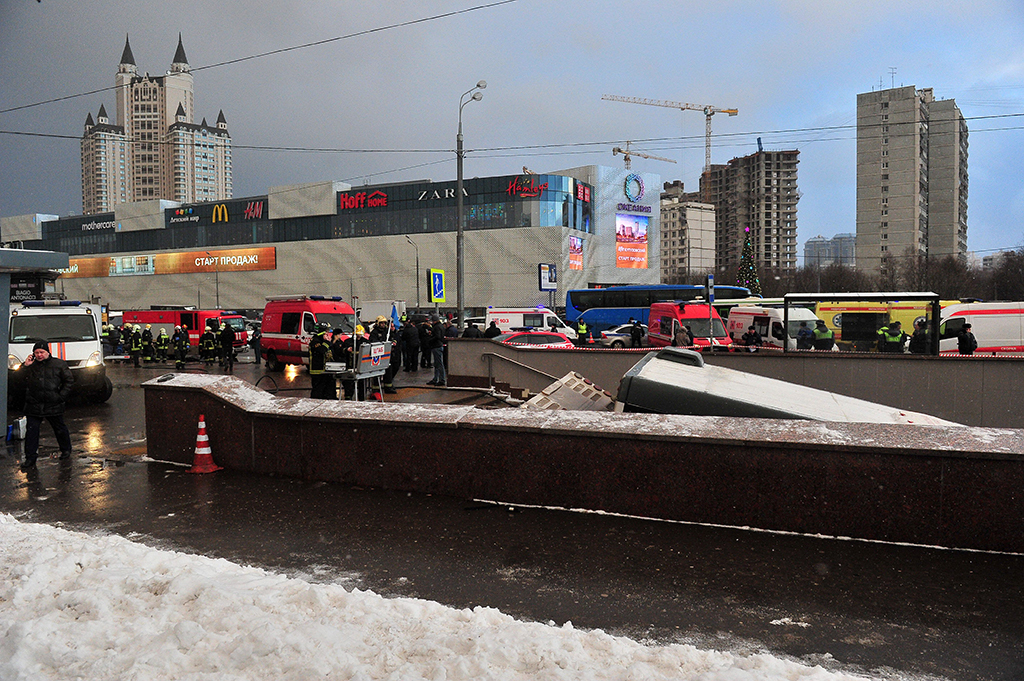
[211,204,229,223]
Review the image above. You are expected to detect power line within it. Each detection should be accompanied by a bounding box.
[0,0,518,116]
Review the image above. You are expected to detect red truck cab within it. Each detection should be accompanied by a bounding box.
[647,301,729,350]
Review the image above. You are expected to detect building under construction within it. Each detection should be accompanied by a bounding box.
[696,149,800,274]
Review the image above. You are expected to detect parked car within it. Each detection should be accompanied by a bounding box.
[492,331,575,349]
[596,323,648,348]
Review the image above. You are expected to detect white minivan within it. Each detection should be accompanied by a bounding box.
[8,299,113,404]
[485,306,578,340]
[726,306,824,350]
[939,302,1024,355]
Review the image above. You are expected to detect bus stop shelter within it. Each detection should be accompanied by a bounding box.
[783,292,941,355]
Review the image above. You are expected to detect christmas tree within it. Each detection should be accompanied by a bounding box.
[736,227,762,296]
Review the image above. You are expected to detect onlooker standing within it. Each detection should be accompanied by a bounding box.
[796,321,813,350]
[629,320,644,348]
[19,340,74,470]
[462,323,482,338]
[218,322,236,373]
[957,323,978,355]
[482,321,501,338]
[401,319,420,372]
[908,320,930,354]
[741,325,762,351]
[418,318,433,368]
[427,316,446,386]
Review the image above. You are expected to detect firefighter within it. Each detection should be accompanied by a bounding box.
[141,324,154,362]
[129,325,143,368]
[308,323,334,399]
[172,325,190,370]
[155,328,170,361]
[199,323,217,366]
[101,323,112,356]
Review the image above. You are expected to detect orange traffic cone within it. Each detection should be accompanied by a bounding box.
[188,413,223,474]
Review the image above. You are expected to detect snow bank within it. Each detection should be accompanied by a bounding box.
[0,515,873,680]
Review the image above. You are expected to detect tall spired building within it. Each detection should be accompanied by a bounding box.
[81,34,232,215]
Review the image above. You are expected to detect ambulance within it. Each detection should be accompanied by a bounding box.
[726,306,823,350]
[260,295,358,370]
[8,299,112,405]
[484,306,578,340]
[939,302,1024,355]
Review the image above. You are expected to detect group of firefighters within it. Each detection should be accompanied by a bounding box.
[101,320,238,371]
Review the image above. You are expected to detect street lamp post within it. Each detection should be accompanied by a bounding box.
[405,235,420,312]
[457,80,486,330]
[206,251,219,309]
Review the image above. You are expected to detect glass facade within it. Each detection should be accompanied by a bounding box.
[26,174,592,257]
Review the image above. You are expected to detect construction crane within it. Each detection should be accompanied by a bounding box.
[602,94,738,199]
[612,141,677,170]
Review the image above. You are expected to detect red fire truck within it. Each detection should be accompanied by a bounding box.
[121,307,248,348]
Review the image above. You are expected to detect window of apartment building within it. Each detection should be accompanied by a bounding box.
[881,149,888,157]
[881,233,888,240]
[881,174,889,181]
[882,125,889,134]
[881,185,888,193]
[881,161,888,169]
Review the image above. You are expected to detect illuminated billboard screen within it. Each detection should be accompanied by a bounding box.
[59,247,277,279]
[615,214,648,269]
[569,235,583,270]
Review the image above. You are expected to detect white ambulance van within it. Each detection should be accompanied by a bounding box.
[939,302,1024,355]
[726,306,822,350]
[485,306,578,340]
[8,300,113,404]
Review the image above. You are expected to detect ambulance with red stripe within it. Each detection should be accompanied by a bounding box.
[939,302,1024,355]
[7,299,113,405]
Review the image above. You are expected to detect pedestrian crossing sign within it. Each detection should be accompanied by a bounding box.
[428,269,446,303]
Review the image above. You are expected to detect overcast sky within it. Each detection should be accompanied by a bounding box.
[2,0,1024,260]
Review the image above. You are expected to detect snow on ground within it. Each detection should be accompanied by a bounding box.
[0,514,875,681]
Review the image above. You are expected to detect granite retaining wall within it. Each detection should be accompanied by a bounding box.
[144,374,1024,553]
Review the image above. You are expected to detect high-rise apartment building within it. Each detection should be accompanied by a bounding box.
[804,233,856,267]
[81,35,232,215]
[659,181,715,283]
[699,150,799,276]
[855,86,968,276]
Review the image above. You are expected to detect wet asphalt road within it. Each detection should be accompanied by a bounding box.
[3,355,1023,681]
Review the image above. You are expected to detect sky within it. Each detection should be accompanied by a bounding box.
[2,0,1024,261]
[0,513,886,680]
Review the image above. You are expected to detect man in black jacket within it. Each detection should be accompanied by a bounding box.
[20,340,75,470]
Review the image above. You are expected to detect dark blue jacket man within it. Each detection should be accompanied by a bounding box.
[20,340,74,469]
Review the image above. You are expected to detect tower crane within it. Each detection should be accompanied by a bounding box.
[602,94,738,199]
[612,141,677,170]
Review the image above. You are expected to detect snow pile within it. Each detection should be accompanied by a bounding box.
[0,515,872,680]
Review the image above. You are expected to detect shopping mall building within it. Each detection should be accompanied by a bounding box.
[1,165,661,314]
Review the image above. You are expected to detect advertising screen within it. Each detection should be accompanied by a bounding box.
[59,247,277,279]
[615,214,648,269]
[569,235,584,270]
